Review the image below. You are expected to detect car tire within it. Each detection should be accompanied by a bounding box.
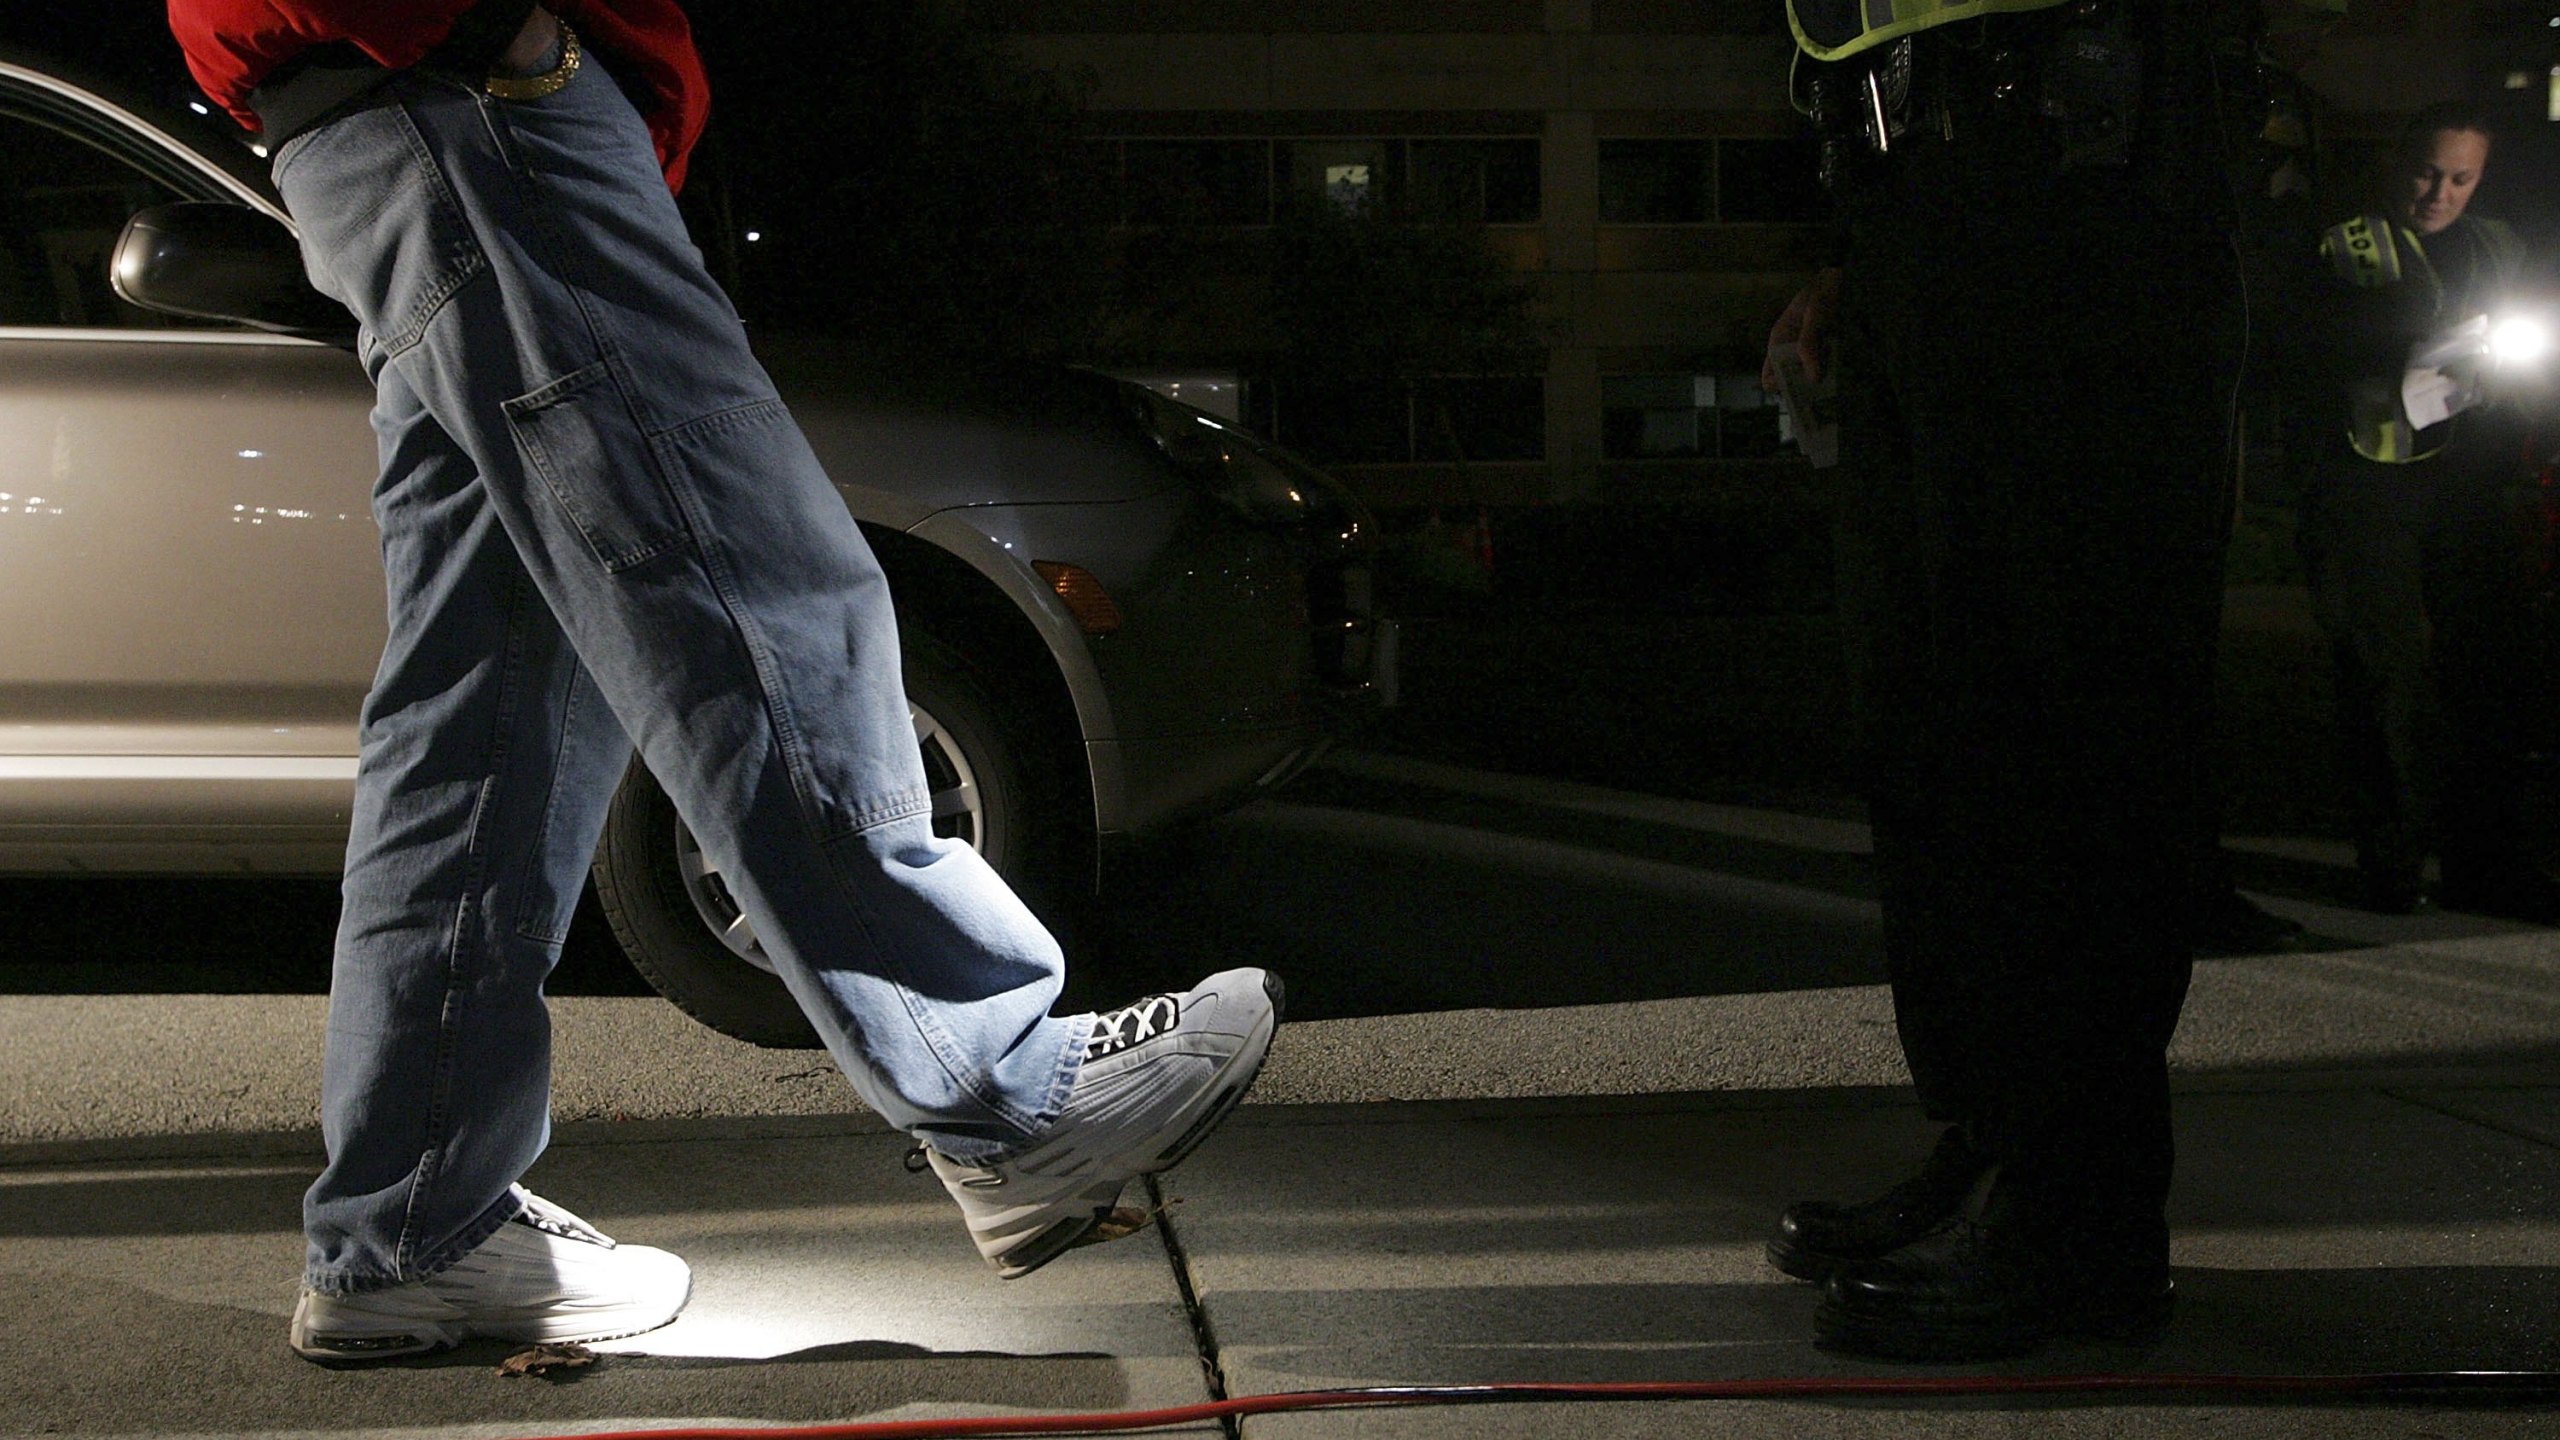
[592,631,1075,1048]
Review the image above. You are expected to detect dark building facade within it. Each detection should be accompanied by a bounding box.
[996,0,1825,507]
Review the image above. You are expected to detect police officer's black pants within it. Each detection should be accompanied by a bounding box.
[1835,159,2233,1270]
[2299,449,2545,895]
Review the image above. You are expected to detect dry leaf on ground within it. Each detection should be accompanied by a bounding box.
[497,1343,596,1377]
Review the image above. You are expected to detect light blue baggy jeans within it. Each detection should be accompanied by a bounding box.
[272,53,1086,1294]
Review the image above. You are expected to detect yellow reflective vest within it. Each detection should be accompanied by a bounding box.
[1786,0,2071,62]
[2319,214,2438,463]
[2316,210,2526,462]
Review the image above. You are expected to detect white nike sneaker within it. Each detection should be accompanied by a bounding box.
[288,1190,691,1361]
[927,967,1282,1279]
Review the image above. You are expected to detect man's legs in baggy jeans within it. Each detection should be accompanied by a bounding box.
[274,48,1272,1342]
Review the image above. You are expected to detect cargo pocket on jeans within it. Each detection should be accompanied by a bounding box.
[504,357,694,573]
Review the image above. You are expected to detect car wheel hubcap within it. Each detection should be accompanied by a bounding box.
[678,701,985,973]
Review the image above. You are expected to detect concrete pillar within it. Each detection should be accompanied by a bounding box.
[1542,0,1598,501]
[1547,340,1604,504]
[1542,96,1599,501]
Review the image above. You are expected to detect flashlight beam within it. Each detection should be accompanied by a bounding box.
[2490,314,2553,366]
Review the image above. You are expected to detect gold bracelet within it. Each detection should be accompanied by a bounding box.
[485,22,580,101]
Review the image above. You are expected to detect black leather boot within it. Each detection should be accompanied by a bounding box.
[1814,1218,2175,1362]
[1766,1126,1991,1282]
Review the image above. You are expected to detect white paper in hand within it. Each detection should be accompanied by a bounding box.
[2403,314,2491,431]
[1769,345,1839,470]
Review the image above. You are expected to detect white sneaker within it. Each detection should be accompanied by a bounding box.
[928,967,1282,1279]
[288,1191,691,1361]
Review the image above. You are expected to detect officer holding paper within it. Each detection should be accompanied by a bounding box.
[2291,100,2550,920]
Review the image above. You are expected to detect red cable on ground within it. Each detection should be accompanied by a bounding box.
[528,1371,2560,1440]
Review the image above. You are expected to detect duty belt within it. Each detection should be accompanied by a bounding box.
[1799,4,2143,188]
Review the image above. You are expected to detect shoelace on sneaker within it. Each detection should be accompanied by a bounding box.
[1085,993,1181,1061]
[898,989,1204,1177]
[510,1192,616,1248]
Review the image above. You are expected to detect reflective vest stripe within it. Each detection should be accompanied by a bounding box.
[2319,215,2443,464]
[2322,215,2403,288]
[1788,0,2071,62]
[2346,396,2435,463]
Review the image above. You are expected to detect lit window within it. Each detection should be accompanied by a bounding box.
[1283,140,1395,215]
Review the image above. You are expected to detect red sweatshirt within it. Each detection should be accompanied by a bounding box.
[166,0,710,191]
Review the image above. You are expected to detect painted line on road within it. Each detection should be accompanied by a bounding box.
[1319,751,1875,855]
[1247,801,1882,926]
[1310,756,2560,963]
[2222,834,2359,871]
[1319,756,2379,877]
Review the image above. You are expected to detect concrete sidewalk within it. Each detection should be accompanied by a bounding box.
[4,755,2559,1438]
[4,1070,2556,1437]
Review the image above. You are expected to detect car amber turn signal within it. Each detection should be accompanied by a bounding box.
[1034,561,1124,635]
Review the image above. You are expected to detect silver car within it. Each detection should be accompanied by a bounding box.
[0,48,1392,1044]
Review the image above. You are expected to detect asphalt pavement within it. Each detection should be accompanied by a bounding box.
[3,741,2558,1439]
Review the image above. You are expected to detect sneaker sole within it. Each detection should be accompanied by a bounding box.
[290,1275,693,1362]
[291,1309,682,1363]
[987,1175,1131,1280]
[989,972,1285,1280]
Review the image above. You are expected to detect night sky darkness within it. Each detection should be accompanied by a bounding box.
[1,7,191,92]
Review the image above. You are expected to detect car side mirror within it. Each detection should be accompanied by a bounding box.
[111,202,355,346]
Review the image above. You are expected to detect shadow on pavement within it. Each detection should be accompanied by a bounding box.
[0,1274,1140,1437]
[0,1126,1189,1437]
[1200,1268,2560,1389]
